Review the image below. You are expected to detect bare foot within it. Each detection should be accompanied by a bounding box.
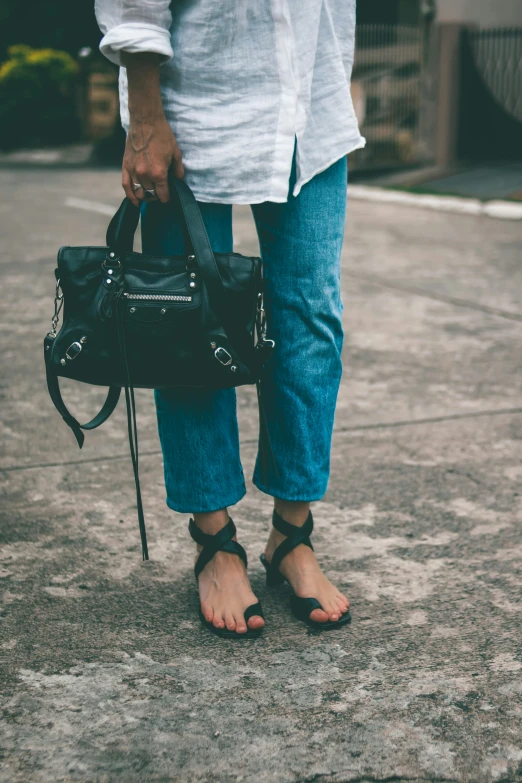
[263,501,350,624]
[194,510,264,634]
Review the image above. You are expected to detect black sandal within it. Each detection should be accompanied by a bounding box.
[189,516,264,639]
[260,510,351,630]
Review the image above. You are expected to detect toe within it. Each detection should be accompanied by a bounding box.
[235,612,248,634]
[224,611,236,632]
[335,596,348,614]
[247,614,265,630]
[213,612,225,629]
[201,603,214,623]
[309,607,330,623]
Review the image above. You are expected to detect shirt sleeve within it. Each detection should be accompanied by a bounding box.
[94,0,174,66]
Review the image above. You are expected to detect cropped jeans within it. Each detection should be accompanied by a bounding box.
[141,153,347,513]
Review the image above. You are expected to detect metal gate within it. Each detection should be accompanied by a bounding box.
[459,28,522,162]
[350,24,433,171]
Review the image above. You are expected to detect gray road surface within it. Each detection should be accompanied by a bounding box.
[1,167,522,783]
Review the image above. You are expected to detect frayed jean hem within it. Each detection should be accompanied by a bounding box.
[252,478,326,503]
[165,486,247,515]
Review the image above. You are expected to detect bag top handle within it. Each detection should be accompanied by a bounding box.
[105,172,228,320]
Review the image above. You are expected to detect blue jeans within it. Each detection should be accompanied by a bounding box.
[141,154,347,513]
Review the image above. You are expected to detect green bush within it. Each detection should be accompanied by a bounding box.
[0,44,80,150]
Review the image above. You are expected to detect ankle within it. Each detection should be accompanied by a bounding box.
[273,499,310,527]
[193,508,229,536]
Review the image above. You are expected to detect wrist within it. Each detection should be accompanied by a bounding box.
[128,107,166,126]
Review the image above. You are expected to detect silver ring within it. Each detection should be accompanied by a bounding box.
[144,188,156,198]
[132,182,142,192]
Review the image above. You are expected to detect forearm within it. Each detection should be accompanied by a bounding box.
[122,52,164,122]
[120,52,184,204]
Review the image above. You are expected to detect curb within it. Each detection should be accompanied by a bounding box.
[348,185,522,221]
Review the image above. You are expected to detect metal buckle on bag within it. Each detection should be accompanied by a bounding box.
[65,341,83,360]
[47,279,64,338]
[214,346,233,366]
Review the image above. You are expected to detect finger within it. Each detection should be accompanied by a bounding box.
[153,175,170,204]
[149,161,170,203]
[134,166,158,202]
[122,167,140,207]
[172,144,185,180]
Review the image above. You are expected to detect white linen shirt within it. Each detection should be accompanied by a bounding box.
[95,0,365,204]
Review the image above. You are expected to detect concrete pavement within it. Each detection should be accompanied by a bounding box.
[1,167,522,783]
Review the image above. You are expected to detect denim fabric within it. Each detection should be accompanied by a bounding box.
[141,152,347,513]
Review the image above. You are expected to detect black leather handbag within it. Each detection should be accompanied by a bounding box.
[44,175,274,559]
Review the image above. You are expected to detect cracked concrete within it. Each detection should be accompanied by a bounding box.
[1,168,522,783]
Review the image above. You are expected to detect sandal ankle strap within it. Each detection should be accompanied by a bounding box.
[188,516,247,581]
[272,509,314,538]
[270,509,314,575]
[189,516,237,547]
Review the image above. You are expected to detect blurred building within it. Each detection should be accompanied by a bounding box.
[437,0,522,27]
[352,0,522,171]
[78,0,521,171]
[357,0,522,26]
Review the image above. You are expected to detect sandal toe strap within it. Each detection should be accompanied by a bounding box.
[290,595,324,622]
[189,517,247,580]
[244,601,264,623]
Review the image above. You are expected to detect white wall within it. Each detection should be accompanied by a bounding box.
[437,0,522,27]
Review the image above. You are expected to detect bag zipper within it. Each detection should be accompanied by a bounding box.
[123,293,192,302]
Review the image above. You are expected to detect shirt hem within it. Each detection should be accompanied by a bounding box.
[186,135,366,204]
[186,190,290,205]
[292,135,366,197]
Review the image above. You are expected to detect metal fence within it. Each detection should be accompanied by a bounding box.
[350,24,426,170]
[468,28,522,124]
[459,27,522,161]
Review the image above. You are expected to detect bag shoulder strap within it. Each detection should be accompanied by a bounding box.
[45,337,121,449]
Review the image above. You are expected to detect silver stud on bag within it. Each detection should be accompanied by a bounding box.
[129,307,136,314]
[188,254,195,261]
[189,282,196,289]
[160,308,167,315]
[80,336,87,344]
[230,365,238,373]
[210,341,217,349]
[60,358,66,365]
[190,272,196,279]
[109,252,115,258]
[106,278,112,285]
[107,269,113,275]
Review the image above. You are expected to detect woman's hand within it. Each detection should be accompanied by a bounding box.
[122,114,184,206]
[121,52,184,206]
